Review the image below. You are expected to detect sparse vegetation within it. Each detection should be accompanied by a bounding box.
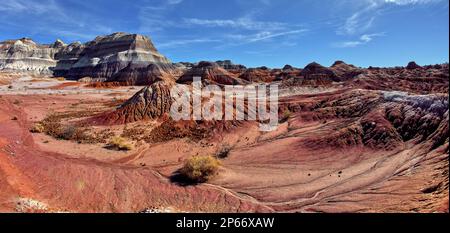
[36,115,91,142]
[56,77,66,81]
[180,155,221,183]
[216,144,232,159]
[280,109,292,123]
[121,126,147,141]
[107,136,134,151]
[30,123,45,133]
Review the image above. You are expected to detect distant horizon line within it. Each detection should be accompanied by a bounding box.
[1,32,448,70]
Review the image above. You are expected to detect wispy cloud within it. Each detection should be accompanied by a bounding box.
[167,0,183,4]
[183,17,288,31]
[333,32,385,48]
[227,29,308,43]
[158,38,220,48]
[384,0,442,5]
[338,0,443,35]
[0,0,58,14]
[0,0,119,42]
[182,12,307,47]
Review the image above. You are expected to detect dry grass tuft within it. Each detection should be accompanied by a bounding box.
[179,156,221,183]
[107,136,134,151]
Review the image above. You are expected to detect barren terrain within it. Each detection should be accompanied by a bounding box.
[0,65,448,213]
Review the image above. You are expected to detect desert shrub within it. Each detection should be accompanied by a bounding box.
[57,125,79,140]
[121,127,147,141]
[30,123,45,133]
[216,144,232,159]
[37,119,93,142]
[56,77,66,81]
[180,156,221,183]
[107,136,133,151]
[280,109,292,123]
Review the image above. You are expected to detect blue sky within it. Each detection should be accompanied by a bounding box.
[0,0,448,68]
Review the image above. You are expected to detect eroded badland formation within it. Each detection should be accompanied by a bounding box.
[0,33,448,213]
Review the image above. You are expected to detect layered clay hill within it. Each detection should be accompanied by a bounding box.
[0,32,449,213]
[0,33,173,85]
[176,61,247,85]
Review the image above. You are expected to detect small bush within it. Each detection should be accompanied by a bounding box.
[180,156,221,183]
[56,77,66,81]
[216,144,232,159]
[30,123,45,133]
[57,125,79,140]
[280,109,292,123]
[107,136,133,151]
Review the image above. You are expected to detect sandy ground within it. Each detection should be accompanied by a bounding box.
[0,75,448,213]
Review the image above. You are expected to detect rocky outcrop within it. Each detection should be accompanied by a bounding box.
[406,61,422,70]
[238,68,276,83]
[301,62,338,82]
[282,64,296,71]
[1,33,171,81]
[107,63,180,86]
[286,89,448,151]
[177,61,245,85]
[56,32,171,79]
[350,63,449,94]
[0,38,60,74]
[216,60,247,71]
[330,60,363,81]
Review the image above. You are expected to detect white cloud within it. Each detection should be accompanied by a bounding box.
[157,38,220,48]
[333,33,384,48]
[383,0,441,5]
[247,29,308,42]
[167,0,183,5]
[339,0,442,35]
[183,17,288,31]
[0,0,60,14]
